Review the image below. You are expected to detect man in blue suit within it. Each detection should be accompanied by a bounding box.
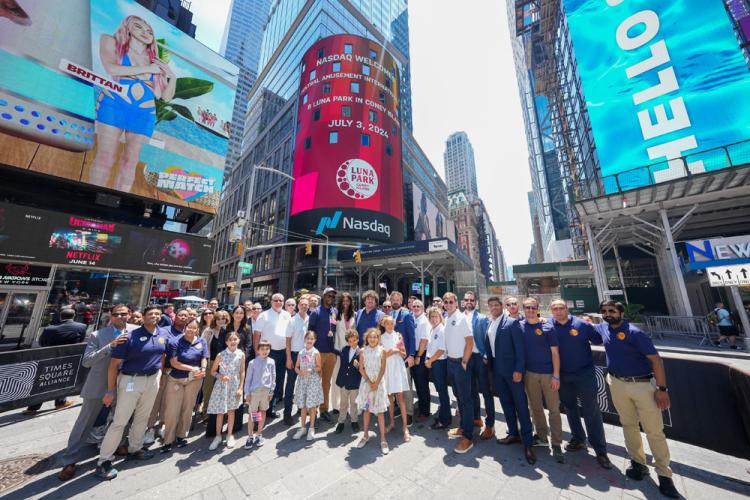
[463,291,494,441]
[390,291,416,422]
[485,298,536,465]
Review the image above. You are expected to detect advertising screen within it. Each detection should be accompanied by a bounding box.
[0,0,237,213]
[412,184,448,241]
[289,35,404,244]
[0,202,212,276]
[563,0,750,192]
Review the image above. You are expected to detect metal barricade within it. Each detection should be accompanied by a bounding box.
[643,315,717,345]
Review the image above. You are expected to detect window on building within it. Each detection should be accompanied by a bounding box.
[317,47,325,58]
[386,143,392,156]
[329,131,339,144]
[309,69,316,80]
[344,43,353,54]
[351,82,360,93]
[313,109,321,121]
[384,77,392,89]
[361,134,370,146]
[302,94,308,104]
[378,92,386,105]
[362,64,370,76]
[304,136,311,149]
[369,49,378,59]
[323,82,331,93]
[368,109,378,122]
[332,61,341,72]
[342,105,351,117]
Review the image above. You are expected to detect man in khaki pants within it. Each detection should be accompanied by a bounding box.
[519,297,564,463]
[95,305,170,480]
[598,300,679,499]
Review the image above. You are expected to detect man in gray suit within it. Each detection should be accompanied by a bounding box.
[57,304,131,481]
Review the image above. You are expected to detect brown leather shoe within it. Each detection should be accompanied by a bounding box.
[58,464,76,481]
[473,419,483,427]
[497,434,522,445]
[448,427,463,439]
[479,426,495,441]
[525,447,537,465]
[114,445,129,457]
[454,437,474,454]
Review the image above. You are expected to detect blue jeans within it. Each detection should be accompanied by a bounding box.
[430,359,451,425]
[412,355,431,416]
[284,351,299,418]
[268,349,286,414]
[494,372,533,446]
[559,367,607,455]
[447,358,473,439]
[470,353,495,427]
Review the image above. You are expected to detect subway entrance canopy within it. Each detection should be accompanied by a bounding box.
[336,238,476,302]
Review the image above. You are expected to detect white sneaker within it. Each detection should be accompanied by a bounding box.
[293,428,306,440]
[226,434,235,448]
[143,428,156,445]
[306,429,315,441]
[209,436,222,451]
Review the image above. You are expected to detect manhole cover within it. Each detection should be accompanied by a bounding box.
[0,454,51,494]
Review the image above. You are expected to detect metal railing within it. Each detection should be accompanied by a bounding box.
[602,138,750,194]
[644,315,718,345]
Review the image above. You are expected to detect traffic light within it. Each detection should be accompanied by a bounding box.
[354,249,362,264]
[305,241,312,255]
[236,241,242,256]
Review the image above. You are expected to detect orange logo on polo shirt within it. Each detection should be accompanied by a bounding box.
[535,328,543,336]
[616,331,626,340]
[159,337,166,344]
[570,329,579,337]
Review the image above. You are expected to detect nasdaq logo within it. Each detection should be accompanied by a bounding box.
[315,211,342,235]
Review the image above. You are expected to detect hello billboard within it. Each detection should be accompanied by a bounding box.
[288,35,404,244]
[0,0,237,213]
[563,0,750,192]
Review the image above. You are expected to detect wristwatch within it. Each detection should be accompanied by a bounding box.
[656,385,668,392]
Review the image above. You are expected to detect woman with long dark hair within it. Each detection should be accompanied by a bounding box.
[200,310,229,421]
[227,305,253,363]
[331,292,355,413]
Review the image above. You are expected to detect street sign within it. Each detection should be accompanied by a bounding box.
[706,264,750,287]
[238,262,254,275]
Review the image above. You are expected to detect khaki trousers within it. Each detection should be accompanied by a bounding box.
[320,353,337,412]
[162,375,203,445]
[98,372,161,464]
[524,371,563,445]
[337,388,359,423]
[608,375,672,477]
[201,372,216,418]
[147,370,169,428]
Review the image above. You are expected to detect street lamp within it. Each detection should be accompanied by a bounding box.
[233,165,295,306]
[310,230,329,290]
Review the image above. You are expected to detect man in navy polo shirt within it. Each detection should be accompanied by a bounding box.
[550,299,612,469]
[598,300,678,498]
[355,290,383,345]
[308,287,338,422]
[95,305,170,480]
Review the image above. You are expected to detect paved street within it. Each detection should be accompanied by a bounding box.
[2,392,748,499]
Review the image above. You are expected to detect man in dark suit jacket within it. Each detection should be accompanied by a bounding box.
[334,331,362,433]
[24,308,87,415]
[485,306,536,465]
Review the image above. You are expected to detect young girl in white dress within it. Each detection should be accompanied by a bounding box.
[379,315,411,442]
[355,328,390,454]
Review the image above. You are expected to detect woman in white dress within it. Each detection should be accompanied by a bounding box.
[379,315,411,442]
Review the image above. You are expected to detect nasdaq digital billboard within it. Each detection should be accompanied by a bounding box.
[0,0,237,213]
[289,35,404,244]
[563,0,750,192]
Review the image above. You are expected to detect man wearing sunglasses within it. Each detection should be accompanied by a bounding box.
[485,296,536,464]
[504,296,523,320]
[550,299,612,469]
[597,300,678,498]
[520,298,564,463]
[442,292,475,454]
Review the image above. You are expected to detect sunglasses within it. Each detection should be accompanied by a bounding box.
[383,305,392,308]
[111,312,128,317]
[523,306,538,310]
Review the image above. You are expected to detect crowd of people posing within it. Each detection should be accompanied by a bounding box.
[53,287,679,498]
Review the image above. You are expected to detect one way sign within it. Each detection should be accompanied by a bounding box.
[707,264,750,287]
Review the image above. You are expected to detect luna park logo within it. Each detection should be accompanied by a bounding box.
[336,159,378,200]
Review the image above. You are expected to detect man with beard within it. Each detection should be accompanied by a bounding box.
[597,300,678,498]
[308,287,338,423]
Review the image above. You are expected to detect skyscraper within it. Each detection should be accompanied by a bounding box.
[444,132,479,200]
[220,0,271,171]
[136,0,196,36]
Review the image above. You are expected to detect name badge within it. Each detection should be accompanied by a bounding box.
[139,336,147,341]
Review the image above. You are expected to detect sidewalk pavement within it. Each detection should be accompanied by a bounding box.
[0,393,748,499]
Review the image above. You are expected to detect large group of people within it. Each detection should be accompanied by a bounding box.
[50,288,679,498]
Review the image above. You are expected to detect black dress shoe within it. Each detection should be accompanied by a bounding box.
[596,453,613,469]
[565,438,587,451]
[431,421,449,430]
[332,409,340,415]
[525,447,537,465]
[351,422,360,432]
[497,434,522,445]
[335,423,345,434]
[626,460,649,480]
[283,414,294,426]
[175,438,188,448]
[320,411,332,422]
[658,476,680,498]
[266,411,278,421]
[159,444,172,454]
